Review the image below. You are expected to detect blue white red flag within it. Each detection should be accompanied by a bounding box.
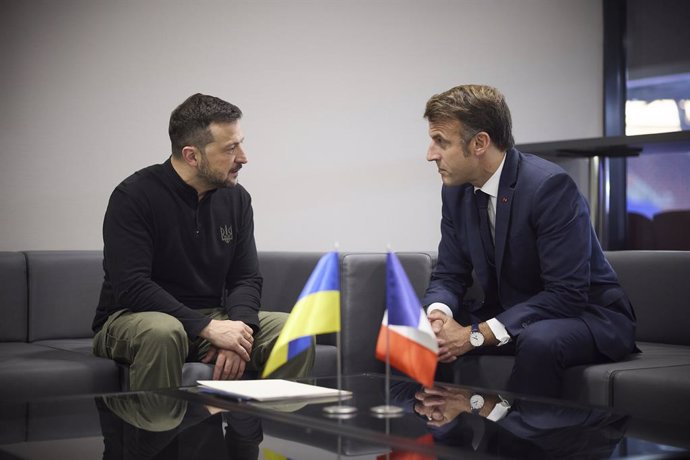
[376,252,438,387]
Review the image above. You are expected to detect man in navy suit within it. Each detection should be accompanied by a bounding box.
[422,84,637,397]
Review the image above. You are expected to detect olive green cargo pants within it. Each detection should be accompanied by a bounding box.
[93,308,314,391]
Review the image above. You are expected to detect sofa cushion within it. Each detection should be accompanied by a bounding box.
[605,250,690,345]
[0,401,26,443]
[340,252,433,375]
[34,338,94,355]
[26,251,104,342]
[0,342,120,401]
[449,341,690,410]
[613,364,690,422]
[0,252,28,342]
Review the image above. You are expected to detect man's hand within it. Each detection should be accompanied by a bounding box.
[414,385,471,427]
[427,311,473,362]
[199,319,253,362]
[201,346,247,380]
[414,385,499,427]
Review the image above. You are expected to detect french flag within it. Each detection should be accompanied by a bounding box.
[376,252,438,387]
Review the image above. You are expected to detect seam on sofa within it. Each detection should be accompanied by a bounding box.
[21,251,30,343]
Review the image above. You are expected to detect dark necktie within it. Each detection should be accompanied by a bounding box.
[475,190,495,268]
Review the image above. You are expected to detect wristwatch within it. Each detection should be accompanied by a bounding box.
[469,323,485,347]
[470,394,485,414]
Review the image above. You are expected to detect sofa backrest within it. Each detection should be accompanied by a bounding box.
[22,250,332,343]
[605,250,690,346]
[258,252,325,312]
[26,251,104,342]
[0,252,28,342]
[258,251,333,345]
[340,252,434,375]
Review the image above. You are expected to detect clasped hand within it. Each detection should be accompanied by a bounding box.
[414,385,471,427]
[200,319,253,361]
[427,310,474,362]
[199,319,254,380]
[201,346,247,380]
[414,386,498,427]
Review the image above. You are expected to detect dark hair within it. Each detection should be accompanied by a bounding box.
[424,84,514,151]
[168,93,242,157]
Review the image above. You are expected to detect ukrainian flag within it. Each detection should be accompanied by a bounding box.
[262,252,340,378]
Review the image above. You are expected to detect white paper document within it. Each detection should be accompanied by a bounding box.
[197,379,352,402]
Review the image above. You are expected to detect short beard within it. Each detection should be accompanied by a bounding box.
[198,153,235,189]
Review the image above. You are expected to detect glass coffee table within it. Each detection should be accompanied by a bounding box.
[1,374,688,459]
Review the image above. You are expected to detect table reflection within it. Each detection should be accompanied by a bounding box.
[389,380,629,459]
[96,392,262,460]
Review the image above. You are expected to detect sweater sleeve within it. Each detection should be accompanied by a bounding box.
[224,193,262,333]
[103,186,211,338]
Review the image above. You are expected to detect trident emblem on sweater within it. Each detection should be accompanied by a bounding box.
[220,225,233,244]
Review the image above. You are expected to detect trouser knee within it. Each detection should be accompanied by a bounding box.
[136,312,189,359]
[120,312,189,390]
[515,323,562,365]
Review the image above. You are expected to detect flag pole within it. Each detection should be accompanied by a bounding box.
[370,311,403,416]
[371,250,404,417]
[324,244,356,417]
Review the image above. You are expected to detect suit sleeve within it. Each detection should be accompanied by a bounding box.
[224,194,262,333]
[496,172,592,335]
[422,187,473,315]
[103,187,211,338]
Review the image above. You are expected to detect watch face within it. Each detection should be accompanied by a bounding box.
[470,394,485,410]
[470,331,484,347]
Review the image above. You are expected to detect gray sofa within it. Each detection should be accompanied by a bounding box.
[437,251,690,424]
[1,250,689,424]
[0,250,432,401]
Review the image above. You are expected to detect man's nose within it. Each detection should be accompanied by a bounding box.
[236,146,248,164]
[426,145,440,162]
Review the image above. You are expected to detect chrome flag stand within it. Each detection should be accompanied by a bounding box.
[323,327,357,417]
[370,311,403,417]
[370,251,438,416]
[323,243,357,417]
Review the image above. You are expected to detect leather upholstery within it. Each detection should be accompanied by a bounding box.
[0,252,28,342]
[1,248,689,427]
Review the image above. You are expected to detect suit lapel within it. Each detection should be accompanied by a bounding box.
[495,149,519,279]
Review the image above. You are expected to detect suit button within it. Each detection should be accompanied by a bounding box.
[521,322,529,328]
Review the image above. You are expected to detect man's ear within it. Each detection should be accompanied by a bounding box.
[473,132,491,155]
[181,146,199,166]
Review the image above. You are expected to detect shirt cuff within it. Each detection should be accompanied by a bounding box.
[486,395,511,422]
[486,318,511,346]
[426,302,453,318]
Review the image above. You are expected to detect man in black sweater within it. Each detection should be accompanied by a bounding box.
[92,93,313,390]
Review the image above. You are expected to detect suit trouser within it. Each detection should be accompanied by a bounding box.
[438,316,608,398]
[507,317,608,397]
[93,308,315,391]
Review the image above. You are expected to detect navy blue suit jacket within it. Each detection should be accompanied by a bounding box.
[423,148,636,360]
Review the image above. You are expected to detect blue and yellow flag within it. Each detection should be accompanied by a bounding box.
[262,252,340,377]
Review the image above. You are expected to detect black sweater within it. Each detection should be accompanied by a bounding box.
[92,159,262,338]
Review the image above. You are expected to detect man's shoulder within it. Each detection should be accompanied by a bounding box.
[515,148,566,177]
[118,163,165,188]
[106,163,170,213]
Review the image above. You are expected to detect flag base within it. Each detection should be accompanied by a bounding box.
[369,404,404,418]
[323,404,357,418]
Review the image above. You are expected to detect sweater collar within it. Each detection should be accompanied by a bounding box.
[162,157,206,206]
